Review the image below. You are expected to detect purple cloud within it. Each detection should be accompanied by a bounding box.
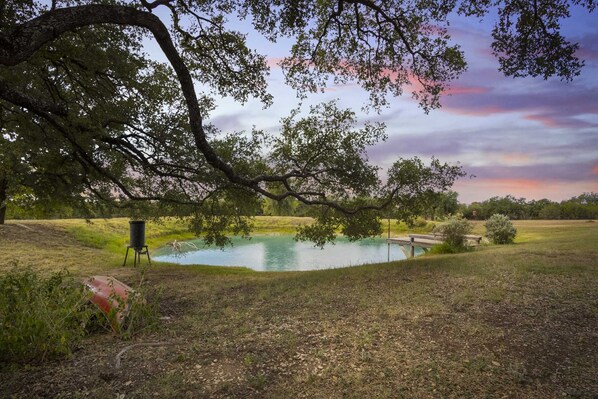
[465,161,597,182]
[441,71,598,128]
[575,33,598,63]
[208,113,246,132]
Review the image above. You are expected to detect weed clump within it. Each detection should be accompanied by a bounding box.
[485,214,517,244]
[430,242,466,254]
[407,217,429,229]
[110,273,162,340]
[0,265,160,368]
[0,266,97,367]
[433,216,473,251]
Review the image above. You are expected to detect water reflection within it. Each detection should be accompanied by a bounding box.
[261,237,298,271]
[153,236,423,271]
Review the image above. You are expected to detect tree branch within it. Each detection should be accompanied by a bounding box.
[0,4,459,218]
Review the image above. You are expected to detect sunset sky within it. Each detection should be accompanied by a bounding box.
[188,6,598,204]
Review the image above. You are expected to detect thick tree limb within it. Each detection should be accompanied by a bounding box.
[0,4,396,214]
[0,76,67,116]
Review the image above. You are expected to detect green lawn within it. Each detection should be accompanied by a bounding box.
[0,218,596,398]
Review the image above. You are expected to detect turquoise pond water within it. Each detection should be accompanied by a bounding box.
[153,236,424,271]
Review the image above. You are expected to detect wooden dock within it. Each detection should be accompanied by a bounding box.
[386,236,443,248]
[386,233,482,258]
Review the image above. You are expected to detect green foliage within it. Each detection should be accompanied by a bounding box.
[490,0,592,81]
[295,206,383,248]
[107,270,162,340]
[485,214,517,244]
[272,102,386,200]
[433,216,473,250]
[0,264,161,368]
[462,193,598,221]
[0,266,98,367]
[278,107,464,245]
[407,217,430,229]
[432,191,460,220]
[418,190,460,221]
[463,195,528,220]
[429,242,467,254]
[387,158,466,222]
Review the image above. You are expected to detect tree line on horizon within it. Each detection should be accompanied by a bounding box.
[5,192,597,222]
[460,193,598,221]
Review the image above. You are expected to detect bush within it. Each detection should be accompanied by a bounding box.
[0,266,98,367]
[407,217,428,228]
[429,242,463,254]
[112,275,162,340]
[433,216,472,249]
[0,266,160,368]
[485,214,517,244]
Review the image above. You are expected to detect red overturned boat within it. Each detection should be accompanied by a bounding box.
[83,276,134,330]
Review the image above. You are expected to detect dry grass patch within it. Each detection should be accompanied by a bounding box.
[0,219,596,398]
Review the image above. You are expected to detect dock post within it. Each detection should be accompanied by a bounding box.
[410,237,415,257]
[387,218,392,262]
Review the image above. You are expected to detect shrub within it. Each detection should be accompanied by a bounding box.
[433,216,473,250]
[407,217,428,228]
[0,266,98,367]
[81,269,161,340]
[0,266,160,368]
[111,274,162,340]
[485,214,517,244]
[429,242,462,254]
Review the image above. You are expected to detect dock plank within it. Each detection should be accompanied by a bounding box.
[407,233,482,245]
[386,237,443,248]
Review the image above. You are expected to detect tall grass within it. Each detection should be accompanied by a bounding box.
[0,265,96,367]
[0,264,162,368]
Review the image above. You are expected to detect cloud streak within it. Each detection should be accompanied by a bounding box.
[442,73,598,128]
[464,161,597,182]
[455,177,598,203]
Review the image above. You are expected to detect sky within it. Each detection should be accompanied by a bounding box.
[177,6,598,204]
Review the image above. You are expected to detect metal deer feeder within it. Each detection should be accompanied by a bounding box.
[123,220,151,266]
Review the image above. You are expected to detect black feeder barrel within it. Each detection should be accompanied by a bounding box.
[129,220,146,249]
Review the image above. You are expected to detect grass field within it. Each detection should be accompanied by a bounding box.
[0,217,596,398]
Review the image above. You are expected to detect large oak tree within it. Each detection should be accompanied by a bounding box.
[0,0,593,242]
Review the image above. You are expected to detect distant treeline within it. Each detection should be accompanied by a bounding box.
[6,192,597,221]
[264,192,598,220]
[459,193,598,220]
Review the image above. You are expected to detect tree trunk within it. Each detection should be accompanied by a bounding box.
[0,176,7,225]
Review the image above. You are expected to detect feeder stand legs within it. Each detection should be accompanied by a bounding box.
[123,246,151,267]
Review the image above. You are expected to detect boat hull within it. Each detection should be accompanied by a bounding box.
[83,276,133,330]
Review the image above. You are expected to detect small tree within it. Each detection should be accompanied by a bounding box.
[433,216,473,249]
[485,214,517,244]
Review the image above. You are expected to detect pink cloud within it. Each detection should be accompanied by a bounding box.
[445,85,490,95]
[501,153,531,165]
[446,105,506,116]
[266,57,284,68]
[523,114,563,128]
[575,33,598,62]
[481,178,542,189]
[454,178,598,203]
[441,72,598,128]
[575,48,598,62]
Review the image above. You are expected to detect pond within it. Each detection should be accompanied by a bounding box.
[152,235,425,271]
